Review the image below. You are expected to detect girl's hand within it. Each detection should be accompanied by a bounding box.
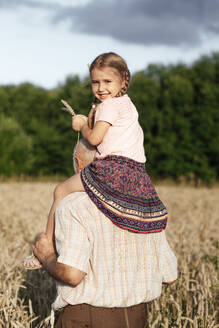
[72,115,88,132]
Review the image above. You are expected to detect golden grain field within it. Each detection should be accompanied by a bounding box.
[0,182,218,327]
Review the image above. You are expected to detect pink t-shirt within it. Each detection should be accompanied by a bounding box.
[95,94,146,163]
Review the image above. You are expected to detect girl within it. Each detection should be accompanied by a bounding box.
[24,52,168,269]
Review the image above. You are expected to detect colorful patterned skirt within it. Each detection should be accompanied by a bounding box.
[81,155,168,233]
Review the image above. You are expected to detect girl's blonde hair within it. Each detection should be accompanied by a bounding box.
[89,52,131,97]
[88,52,131,128]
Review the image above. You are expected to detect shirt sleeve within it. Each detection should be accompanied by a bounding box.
[55,194,91,273]
[95,98,119,125]
[160,232,178,282]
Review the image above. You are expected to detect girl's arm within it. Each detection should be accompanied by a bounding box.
[81,121,110,146]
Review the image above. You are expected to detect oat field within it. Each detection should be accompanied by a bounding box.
[0,182,218,327]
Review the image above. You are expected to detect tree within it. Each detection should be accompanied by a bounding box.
[0,115,34,176]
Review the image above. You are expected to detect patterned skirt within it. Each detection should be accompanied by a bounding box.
[81,155,168,233]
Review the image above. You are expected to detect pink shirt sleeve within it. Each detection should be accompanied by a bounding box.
[95,99,119,125]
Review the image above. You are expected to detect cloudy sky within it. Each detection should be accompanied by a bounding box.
[1,0,219,89]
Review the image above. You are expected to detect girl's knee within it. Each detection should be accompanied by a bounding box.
[53,175,83,201]
[54,183,65,200]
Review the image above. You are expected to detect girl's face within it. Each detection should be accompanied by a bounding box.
[91,67,125,102]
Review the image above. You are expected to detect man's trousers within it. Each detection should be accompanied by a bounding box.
[55,302,149,328]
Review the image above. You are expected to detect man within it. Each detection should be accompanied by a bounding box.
[33,139,177,328]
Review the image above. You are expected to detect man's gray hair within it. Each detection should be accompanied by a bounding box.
[73,139,96,173]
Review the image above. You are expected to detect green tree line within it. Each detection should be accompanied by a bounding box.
[0,53,218,183]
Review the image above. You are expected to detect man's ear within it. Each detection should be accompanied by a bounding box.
[77,156,85,172]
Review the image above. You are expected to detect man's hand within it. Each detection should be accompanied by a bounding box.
[33,233,56,266]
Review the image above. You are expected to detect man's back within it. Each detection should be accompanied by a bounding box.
[53,192,177,310]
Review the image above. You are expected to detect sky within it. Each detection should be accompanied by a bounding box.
[0,0,219,89]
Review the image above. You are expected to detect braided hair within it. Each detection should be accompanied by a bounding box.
[88,52,131,128]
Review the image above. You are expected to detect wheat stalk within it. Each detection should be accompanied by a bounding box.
[61,99,76,116]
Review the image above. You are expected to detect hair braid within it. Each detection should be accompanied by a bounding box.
[88,97,98,129]
[116,70,130,97]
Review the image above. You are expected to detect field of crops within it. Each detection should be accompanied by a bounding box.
[0,182,218,327]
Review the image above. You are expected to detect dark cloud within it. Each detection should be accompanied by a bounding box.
[1,0,219,47]
[53,0,219,47]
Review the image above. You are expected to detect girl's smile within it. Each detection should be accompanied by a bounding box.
[91,67,125,102]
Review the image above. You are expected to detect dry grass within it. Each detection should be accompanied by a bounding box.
[0,182,218,327]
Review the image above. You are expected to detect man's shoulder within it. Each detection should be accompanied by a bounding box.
[58,192,89,208]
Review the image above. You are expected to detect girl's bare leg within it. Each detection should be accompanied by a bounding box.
[45,173,84,242]
[23,173,84,269]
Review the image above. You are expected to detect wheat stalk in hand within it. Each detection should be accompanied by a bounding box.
[61,99,88,132]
